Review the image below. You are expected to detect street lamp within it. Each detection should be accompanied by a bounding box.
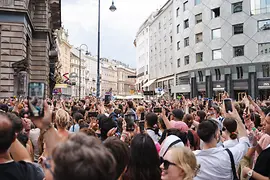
[96,0,116,98]
[79,44,90,100]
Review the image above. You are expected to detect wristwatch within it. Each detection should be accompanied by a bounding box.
[247,169,253,178]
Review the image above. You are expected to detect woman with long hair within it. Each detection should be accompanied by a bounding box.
[160,147,199,180]
[124,133,161,180]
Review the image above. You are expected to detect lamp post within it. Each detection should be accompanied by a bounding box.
[78,44,90,100]
[96,0,116,98]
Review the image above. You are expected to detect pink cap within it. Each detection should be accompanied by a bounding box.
[170,120,189,133]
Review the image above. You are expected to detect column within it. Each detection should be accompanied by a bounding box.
[205,70,213,98]
[248,66,257,99]
[190,72,198,98]
[224,67,233,99]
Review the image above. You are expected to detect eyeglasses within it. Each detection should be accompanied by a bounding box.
[160,157,176,170]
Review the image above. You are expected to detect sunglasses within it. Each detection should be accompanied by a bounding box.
[160,157,176,170]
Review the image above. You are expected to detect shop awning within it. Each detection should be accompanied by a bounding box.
[142,79,156,88]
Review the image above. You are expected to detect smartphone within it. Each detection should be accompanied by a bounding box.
[105,94,111,104]
[224,98,233,113]
[208,99,213,109]
[28,82,45,117]
[88,112,98,117]
[141,112,145,120]
[125,114,136,131]
[153,107,162,113]
[139,120,145,132]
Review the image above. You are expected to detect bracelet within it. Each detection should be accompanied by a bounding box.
[41,124,53,137]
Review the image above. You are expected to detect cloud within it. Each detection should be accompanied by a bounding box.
[62,0,168,67]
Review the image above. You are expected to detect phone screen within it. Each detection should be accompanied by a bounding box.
[105,94,111,104]
[153,108,162,113]
[208,99,213,109]
[141,112,145,120]
[125,114,135,131]
[224,98,232,113]
[28,82,45,117]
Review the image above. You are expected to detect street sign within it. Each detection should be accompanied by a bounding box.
[143,91,155,96]
[128,75,137,78]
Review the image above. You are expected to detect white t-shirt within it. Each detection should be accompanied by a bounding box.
[194,137,250,180]
[223,139,239,148]
[146,129,160,143]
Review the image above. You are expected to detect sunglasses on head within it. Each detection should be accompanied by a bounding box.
[160,157,176,170]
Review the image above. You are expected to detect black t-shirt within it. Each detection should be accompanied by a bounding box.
[250,146,270,180]
[0,161,44,180]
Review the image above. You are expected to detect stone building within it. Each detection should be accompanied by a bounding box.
[0,0,61,98]
[117,65,136,96]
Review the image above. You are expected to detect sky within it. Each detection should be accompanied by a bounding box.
[62,0,168,68]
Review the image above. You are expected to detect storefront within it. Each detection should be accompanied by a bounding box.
[197,83,206,99]
[171,84,191,99]
[258,79,270,100]
[233,80,248,101]
[212,82,225,102]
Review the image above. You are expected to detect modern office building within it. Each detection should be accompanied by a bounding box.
[136,0,270,100]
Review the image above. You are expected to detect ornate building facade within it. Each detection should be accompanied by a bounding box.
[0,0,61,98]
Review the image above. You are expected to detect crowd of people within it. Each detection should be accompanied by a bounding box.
[0,94,270,180]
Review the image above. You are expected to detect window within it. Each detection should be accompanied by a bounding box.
[195,13,202,24]
[198,71,203,82]
[177,24,180,33]
[215,69,221,81]
[184,19,189,28]
[234,46,244,57]
[258,42,270,55]
[233,23,243,34]
[196,52,203,62]
[258,19,270,31]
[212,28,221,39]
[176,8,180,17]
[159,22,161,29]
[177,41,180,50]
[177,58,181,67]
[213,49,222,60]
[212,8,220,18]
[195,0,201,5]
[183,1,188,11]
[196,32,203,43]
[184,37,189,47]
[170,36,173,43]
[236,66,243,79]
[262,64,270,77]
[232,2,242,13]
[184,56,189,65]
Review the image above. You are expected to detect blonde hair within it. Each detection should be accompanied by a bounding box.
[170,147,200,180]
[136,106,145,113]
[55,109,70,129]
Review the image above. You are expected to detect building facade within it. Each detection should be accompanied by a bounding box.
[135,13,154,92]
[56,28,72,79]
[117,65,136,96]
[84,55,97,96]
[70,48,86,98]
[0,0,61,98]
[136,0,270,100]
[100,58,118,96]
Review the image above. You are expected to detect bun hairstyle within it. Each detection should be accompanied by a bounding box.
[223,118,238,140]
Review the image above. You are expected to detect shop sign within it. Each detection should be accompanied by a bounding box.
[263,83,270,86]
